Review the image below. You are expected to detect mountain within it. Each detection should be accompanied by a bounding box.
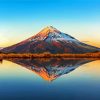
[0,48,3,50]
[1,26,100,54]
[5,58,95,81]
[0,47,3,52]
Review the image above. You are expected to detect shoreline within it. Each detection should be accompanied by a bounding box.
[0,53,100,58]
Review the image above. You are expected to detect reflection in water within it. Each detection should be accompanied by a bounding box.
[0,58,100,100]
[0,59,2,64]
[5,58,96,81]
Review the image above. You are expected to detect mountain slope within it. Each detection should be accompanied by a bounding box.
[1,26,100,54]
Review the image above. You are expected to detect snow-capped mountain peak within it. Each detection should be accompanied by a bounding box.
[31,26,77,42]
[34,26,60,38]
[1,26,100,54]
[42,26,60,33]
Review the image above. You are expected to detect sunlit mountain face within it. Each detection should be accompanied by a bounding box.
[5,58,96,81]
[1,26,100,54]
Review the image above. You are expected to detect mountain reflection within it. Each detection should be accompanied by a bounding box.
[0,59,3,64]
[4,58,96,81]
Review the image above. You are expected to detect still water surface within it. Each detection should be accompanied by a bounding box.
[0,58,100,100]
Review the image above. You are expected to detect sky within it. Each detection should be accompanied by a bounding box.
[0,0,100,47]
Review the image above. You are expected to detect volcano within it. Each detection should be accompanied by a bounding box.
[1,26,100,54]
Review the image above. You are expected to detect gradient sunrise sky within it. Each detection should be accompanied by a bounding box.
[0,0,100,47]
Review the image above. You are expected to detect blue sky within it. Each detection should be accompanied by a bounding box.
[0,0,100,47]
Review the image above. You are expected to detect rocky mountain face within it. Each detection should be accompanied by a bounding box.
[1,26,100,54]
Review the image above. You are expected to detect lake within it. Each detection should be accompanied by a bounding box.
[0,58,100,100]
